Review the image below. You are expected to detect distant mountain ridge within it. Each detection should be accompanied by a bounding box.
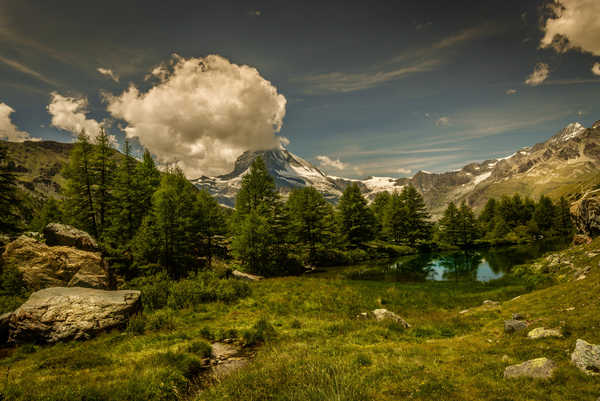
[192,120,600,217]
[4,119,600,219]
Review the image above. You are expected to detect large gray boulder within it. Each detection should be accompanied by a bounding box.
[7,287,141,344]
[43,223,98,251]
[571,339,600,375]
[504,319,528,334]
[2,235,109,290]
[504,357,556,379]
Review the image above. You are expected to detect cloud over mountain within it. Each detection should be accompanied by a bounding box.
[105,54,287,177]
[47,93,102,140]
[0,103,37,142]
[316,155,347,170]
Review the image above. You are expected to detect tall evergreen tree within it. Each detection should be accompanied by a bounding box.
[0,144,18,233]
[337,183,375,245]
[91,128,115,239]
[534,195,556,233]
[136,148,161,214]
[235,156,278,216]
[383,191,407,243]
[370,191,391,236]
[63,132,98,237]
[108,140,137,244]
[478,198,497,234]
[457,201,478,247]
[193,190,227,268]
[439,201,460,245]
[555,196,574,238]
[286,187,335,263]
[399,185,431,246]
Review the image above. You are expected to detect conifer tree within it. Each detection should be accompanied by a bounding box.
[286,186,335,263]
[337,183,375,245]
[0,144,18,233]
[235,156,278,216]
[383,191,407,243]
[109,140,137,244]
[400,185,431,246]
[370,191,391,236]
[136,148,161,214]
[91,128,115,239]
[63,132,98,237]
[457,201,478,247]
[439,201,460,245]
[193,190,227,268]
[534,195,556,233]
[555,196,574,238]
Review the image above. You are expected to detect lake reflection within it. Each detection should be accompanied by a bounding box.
[331,240,569,283]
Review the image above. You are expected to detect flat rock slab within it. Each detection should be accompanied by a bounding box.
[504,357,556,379]
[212,342,240,360]
[571,339,600,375]
[504,319,528,334]
[7,287,140,344]
[231,270,263,281]
[528,327,562,340]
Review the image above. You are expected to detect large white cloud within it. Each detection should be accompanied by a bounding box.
[105,54,287,177]
[47,93,102,140]
[0,102,38,142]
[525,63,550,86]
[540,0,600,56]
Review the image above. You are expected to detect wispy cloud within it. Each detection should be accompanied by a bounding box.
[0,55,60,86]
[97,67,119,82]
[300,59,440,93]
[315,155,347,170]
[296,24,494,94]
[435,116,450,127]
[592,63,600,76]
[506,89,517,95]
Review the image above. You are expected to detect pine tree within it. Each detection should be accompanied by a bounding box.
[0,144,18,233]
[534,195,556,233]
[555,196,574,238]
[91,128,116,239]
[136,148,161,214]
[370,191,391,236]
[383,191,407,243]
[286,187,335,263]
[193,190,227,268]
[439,201,460,245]
[337,183,375,245]
[400,185,431,246]
[457,201,478,247]
[108,140,137,245]
[63,132,98,237]
[232,156,288,274]
[478,198,497,235]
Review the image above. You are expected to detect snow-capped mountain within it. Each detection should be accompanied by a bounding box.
[192,120,600,217]
[191,148,405,207]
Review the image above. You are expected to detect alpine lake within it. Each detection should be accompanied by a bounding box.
[315,240,570,283]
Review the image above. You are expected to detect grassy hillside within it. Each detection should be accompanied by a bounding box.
[1,242,599,400]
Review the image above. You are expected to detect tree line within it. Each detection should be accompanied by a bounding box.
[0,137,575,278]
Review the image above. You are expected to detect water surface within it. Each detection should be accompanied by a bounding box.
[320,240,569,283]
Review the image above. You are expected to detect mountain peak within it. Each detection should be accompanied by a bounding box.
[551,122,586,143]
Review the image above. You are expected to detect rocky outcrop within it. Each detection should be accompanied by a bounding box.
[504,357,556,379]
[571,190,600,237]
[6,287,141,344]
[571,339,600,375]
[2,235,109,290]
[527,327,562,339]
[357,308,411,328]
[504,319,528,334]
[43,223,98,251]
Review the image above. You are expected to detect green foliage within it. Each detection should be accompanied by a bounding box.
[0,143,20,233]
[382,186,431,246]
[126,314,146,335]
[28,198,64,232]
[337,183,375,245]
[0,265,27,296]
[286,187,337,264]
[242,317,277,346]
[440,202,479,247]
[187,340,212,358]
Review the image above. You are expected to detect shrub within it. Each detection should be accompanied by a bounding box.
[166,272,250,309]
[0,266,27,296]
[242,318,276,346]
[187,340,212,358]
[355,353,372,367]
[146,309,177,331]
[126,314,146,335]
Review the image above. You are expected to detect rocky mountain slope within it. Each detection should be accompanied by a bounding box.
[193,120,600,216]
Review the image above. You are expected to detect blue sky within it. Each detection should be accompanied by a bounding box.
[0,0,599,178]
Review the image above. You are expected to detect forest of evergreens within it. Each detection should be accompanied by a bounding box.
[0,134,574,279]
